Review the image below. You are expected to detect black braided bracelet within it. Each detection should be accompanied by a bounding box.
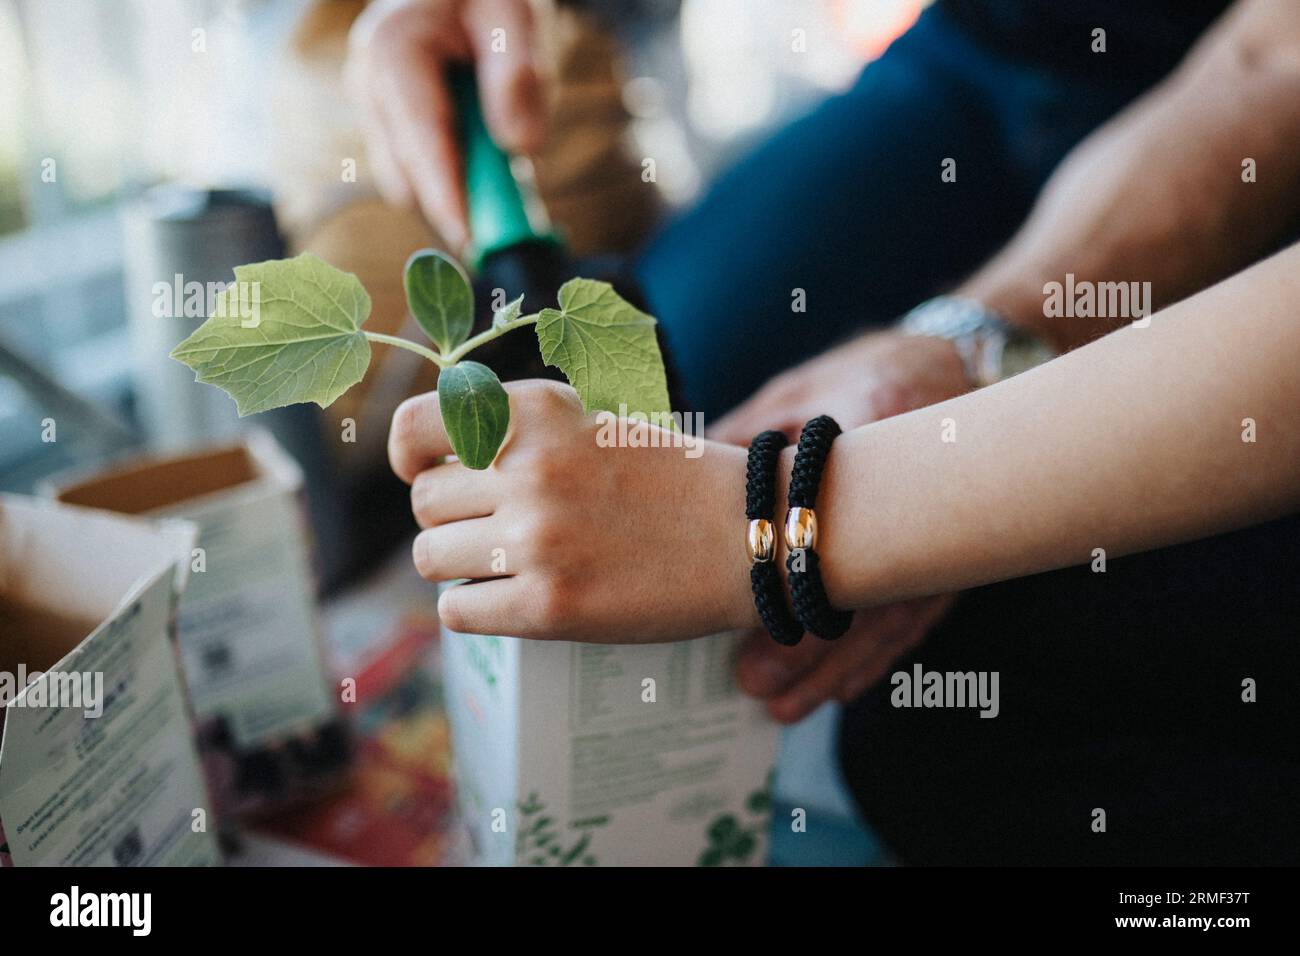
[746,430,804,646]
[786,416,854,640]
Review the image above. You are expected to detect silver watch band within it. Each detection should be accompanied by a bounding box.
[898,295,1053,387]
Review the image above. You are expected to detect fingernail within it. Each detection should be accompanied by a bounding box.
[411,533,430,577]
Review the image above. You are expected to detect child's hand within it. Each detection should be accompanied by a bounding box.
[389,379,758,642]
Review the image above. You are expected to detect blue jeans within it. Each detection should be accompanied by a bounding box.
[635,5,1137,419]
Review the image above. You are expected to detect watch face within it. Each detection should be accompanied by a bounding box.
[901,297,1056,383]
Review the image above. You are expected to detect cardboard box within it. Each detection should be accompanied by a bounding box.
[443,629,778,866]
[0,494,220,866]
[49,431,349,817]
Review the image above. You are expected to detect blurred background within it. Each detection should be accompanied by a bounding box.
[0,0,925,865]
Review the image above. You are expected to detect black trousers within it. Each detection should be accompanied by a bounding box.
[838,515,1300,865]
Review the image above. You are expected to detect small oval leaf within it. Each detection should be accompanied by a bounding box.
[438,361,510,470]
[405,249,474,353]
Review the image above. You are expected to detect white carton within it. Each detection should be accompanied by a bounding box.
[0,494,220,866]
[49,431,347,817]
[443,629,778,866]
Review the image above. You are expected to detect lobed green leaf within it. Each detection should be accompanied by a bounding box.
[534,279,671,418]
[169,252,371,416]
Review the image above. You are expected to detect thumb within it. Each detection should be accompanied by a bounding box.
[463,0,546,154]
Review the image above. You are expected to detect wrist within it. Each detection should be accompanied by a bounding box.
[712,442,767,632]
[955,271,1067,352]
[769,442,857,618]
[899,294,1057,387]
[772,444,796,616]
[734,426,861,640]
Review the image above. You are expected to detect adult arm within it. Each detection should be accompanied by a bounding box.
[961,0,1300,349]
[713,0,1300,444]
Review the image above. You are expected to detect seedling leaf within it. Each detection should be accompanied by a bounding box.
[405,248,474,352]
[169,252,371,416]
[438,360,510,469]
[535,279,670,418]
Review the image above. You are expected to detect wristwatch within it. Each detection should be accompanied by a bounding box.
[898,296,1057,387]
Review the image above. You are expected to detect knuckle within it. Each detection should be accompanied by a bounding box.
[516,511,568,562]
[532,576,575,631]
[520,378,578,416]
[511,445,569,490]
[365,17,399,52]
[375,1,429,39]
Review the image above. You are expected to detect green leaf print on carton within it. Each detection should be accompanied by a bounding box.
[516,791,607,866]
[698,772,773,866]
[463,634,503,693]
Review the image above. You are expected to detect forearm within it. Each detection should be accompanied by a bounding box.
[959,0,1300,351]
[807,243,1300,611]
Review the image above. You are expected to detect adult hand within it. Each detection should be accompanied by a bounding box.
[390,380,757,642]
[735,595,955,724]
[710,329,971,444]
[345,0,546,251]
[714,329,971,722]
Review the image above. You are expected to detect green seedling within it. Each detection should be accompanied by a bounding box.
[170,250,671,469]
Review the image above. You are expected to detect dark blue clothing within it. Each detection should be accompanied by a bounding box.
[943,0,1233,87]
[638,4,1142,418]
[634,0,1299,864]
[636,0,1235,417]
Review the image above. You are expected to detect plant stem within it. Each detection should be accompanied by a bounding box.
[444,314,541,364]
[364,331,447,367]
[366,313,541,369]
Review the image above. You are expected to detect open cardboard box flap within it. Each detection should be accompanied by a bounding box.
[47,429,302,518]
[38,431,344,817]
[0,494,197,674]
[0,495,220,868]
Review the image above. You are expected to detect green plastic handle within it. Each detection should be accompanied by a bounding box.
[450,68,555,269]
